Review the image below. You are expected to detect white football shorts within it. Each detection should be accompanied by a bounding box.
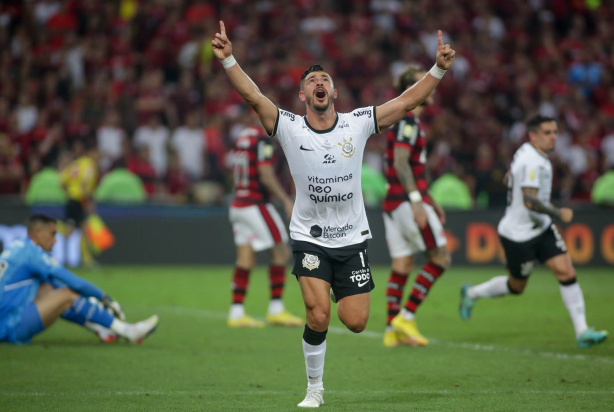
[229,203,288,252]
[383,201,447,258]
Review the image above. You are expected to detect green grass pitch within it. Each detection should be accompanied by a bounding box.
[1,266,612,411]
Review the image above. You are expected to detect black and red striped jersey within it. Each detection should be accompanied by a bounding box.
[382,113,431,213]
[231,125,274,207]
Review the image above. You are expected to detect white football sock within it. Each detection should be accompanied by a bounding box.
[85,321,116,337]
[110,319,131,337]
[560,282,588,338]
[229,303,245,320]
[268,299,284,315]
[302,339,326,391]
[468,276,510,299]
[400,308,415,321]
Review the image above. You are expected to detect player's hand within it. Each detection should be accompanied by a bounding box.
[411,201,428,229]
[212,20,233,61]
[102,295,126,321]
[435,30,455,70]
[560,207,573,223]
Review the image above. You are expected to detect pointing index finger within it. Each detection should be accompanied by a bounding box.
[437,30,442,51]
[220,20,226,37]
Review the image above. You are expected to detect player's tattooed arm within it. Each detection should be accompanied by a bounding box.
[522,188,573,223]
[394,146,427,228]
[393,146,418,194]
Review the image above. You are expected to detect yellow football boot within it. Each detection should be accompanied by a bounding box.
[266,310,303,327]
[391,314,428,346]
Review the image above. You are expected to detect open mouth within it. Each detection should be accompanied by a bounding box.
[315,89,327,100]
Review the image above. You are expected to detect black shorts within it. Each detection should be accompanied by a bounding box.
[65,199,86,227]
[499,224,567,279]
[292,240,375,300]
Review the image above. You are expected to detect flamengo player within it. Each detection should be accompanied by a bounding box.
[459,115,608,348]
[228,118,303,328]
[212,21,455,407]
[382,64,450,347]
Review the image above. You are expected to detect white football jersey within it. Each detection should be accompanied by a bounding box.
[273,106,379,248]
[498,142,553,242]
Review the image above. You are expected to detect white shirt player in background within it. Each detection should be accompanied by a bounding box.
[213,20,456,407]
[459,114,608,349]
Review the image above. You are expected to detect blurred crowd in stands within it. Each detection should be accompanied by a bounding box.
[0,0,613,207]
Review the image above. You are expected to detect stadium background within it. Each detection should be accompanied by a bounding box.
[0,0,613,265]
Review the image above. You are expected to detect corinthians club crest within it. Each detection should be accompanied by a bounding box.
[302,253,320,271]
[338,137,356,158]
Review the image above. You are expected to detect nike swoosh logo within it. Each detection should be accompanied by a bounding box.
[358,280,369,287]
[300,145,315,151]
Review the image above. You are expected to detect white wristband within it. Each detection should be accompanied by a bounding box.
[221,55,237,69]
[408,190,423,203]
[429,64,447,79]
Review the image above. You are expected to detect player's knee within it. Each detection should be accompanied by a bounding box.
[507,280,525,295]
[306,309,330,330]
[429,248,451,269]
[555,267,576,283]
[392,257,413,274]
[271,244,291,265]
[344,317,368,333]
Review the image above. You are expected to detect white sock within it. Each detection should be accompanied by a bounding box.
[468,276,510,299]
[85,321,116,337]
[110,319,131,337]
[268,299,284,315]
[560,281,588,338]
[229,304,245,320]
[302,339,326,391]
[400,308,415,321]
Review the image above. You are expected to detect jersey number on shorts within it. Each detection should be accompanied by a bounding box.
[359,250,366,267]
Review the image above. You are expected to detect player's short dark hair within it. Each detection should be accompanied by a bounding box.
[300,64,327,90]
[396,64,425,94]
[526,114,556,132]
[26,214,56,232]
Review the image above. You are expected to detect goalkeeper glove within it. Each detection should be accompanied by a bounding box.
[101,294,126,321]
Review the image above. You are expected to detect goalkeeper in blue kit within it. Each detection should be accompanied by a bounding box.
[0,214,158,344]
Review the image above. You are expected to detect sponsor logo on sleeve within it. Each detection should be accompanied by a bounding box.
[280,110,296,121]
[353,109,372,118]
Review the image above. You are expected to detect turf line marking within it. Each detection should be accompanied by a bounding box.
[2,389,613,397]
[154,306,614,365]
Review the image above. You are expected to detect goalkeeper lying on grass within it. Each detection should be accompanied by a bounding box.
[0,214,158,344]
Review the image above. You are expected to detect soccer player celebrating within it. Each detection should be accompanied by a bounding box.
[228,115,302,328]
[0,214,159,344]
[212,21,455,407]
[459,115,608,348]
[382,64,450,347]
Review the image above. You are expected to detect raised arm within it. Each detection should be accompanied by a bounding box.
[212,21,278,135]
[376,31,456,130]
